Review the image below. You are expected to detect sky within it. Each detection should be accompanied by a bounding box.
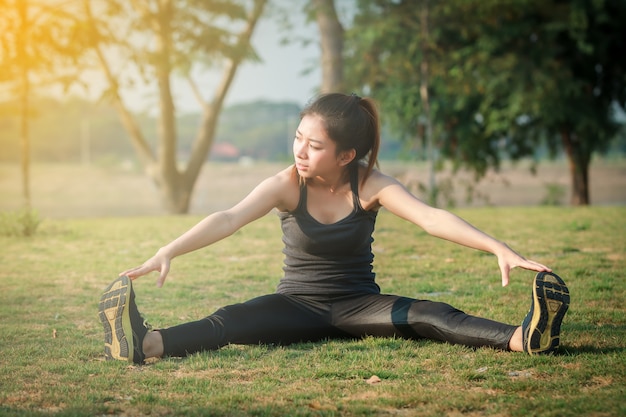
[119,5,323,114]
[222,10,322,107]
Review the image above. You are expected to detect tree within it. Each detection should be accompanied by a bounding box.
[309,0,345,93]
[346,0,626,205]
[452,0,626,205]
[0,0,83,209]
[346,0,455,204]
[83,0,267,214]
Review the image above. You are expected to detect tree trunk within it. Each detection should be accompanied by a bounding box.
[312,0,344,93]
[154,0,187,213]
[419,0,437,206]
[19,55,31,211]
[561,129,590,205]
[17,1,31,210]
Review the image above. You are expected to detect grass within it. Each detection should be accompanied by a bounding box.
[0,206,624,416]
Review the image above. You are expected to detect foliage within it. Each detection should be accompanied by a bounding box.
[0,207,624,415]
[0,0,84,87]
[345,0,626,205]
[84,0,254,88]
[0,96,136,163]
[212,100,301,159]
[0,96,407,164]
[0,208,41,236]
[541,183,567,206]
[0,97,302,164]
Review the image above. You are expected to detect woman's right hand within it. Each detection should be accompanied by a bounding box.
[119,249,171,288]
[117,167,291,289]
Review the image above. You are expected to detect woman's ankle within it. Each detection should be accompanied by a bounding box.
[143,330,164,359]
[508,326,524,352]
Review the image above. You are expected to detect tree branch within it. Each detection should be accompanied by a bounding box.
[83,0,155,169]
[184,0,267,183]
[187,75,210,112]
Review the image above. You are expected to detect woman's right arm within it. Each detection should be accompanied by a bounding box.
[120,168,293,287]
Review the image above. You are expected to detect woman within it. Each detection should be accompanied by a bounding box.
[99,93,570,364]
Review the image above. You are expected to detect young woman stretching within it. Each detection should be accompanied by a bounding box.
[99,93,570,364]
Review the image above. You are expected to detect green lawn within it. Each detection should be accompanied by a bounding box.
[0,206,624,416]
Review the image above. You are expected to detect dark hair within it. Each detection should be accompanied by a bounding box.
[299,93,380,185]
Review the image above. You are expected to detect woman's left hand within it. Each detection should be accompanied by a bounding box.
[497,244,551,287]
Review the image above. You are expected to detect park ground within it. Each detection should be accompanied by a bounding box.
[0,159,624,416]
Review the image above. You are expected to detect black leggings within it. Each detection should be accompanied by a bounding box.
[158,293,518,357]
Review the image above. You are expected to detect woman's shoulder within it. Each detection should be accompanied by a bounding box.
[357,166,401,210]
[270,165,298,185]
[263,165,300,212]
[359,166,399,189]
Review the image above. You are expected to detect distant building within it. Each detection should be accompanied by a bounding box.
[210,142,240,161]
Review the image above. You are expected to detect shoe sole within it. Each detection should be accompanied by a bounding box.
[98,276,135,361]
[526,271,570,354]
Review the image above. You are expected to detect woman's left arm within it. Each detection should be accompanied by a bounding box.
[375,174,551,286]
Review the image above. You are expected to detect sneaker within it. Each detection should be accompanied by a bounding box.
[522,271,570,355]
[98,275,150,364]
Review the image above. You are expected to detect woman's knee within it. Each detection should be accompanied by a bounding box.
[398,299,465,339]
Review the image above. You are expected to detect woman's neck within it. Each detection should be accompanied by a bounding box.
[310,168,351,194]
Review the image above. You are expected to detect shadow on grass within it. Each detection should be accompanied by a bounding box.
[151,329,626,365]
[559,344,626,355]
[145,322,625,366]
[151,337,433,366]
[558,321,626,356]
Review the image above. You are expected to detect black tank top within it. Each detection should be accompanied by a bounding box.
[276,168,380,295]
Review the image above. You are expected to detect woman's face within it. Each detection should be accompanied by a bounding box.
[293,114,346,179]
